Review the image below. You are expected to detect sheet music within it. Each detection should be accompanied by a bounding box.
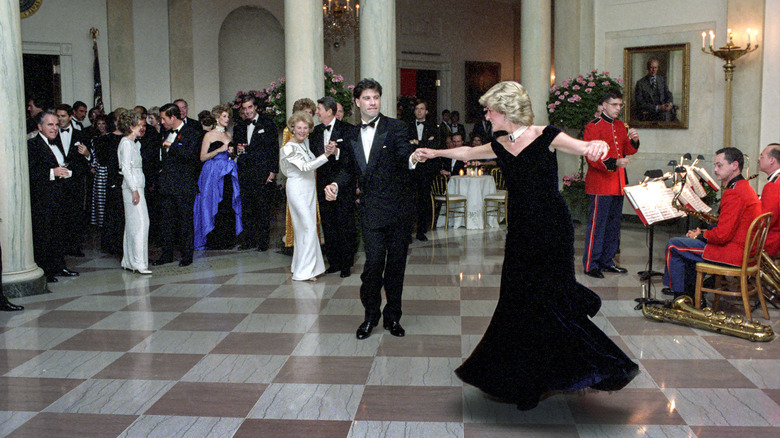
[624,181,687,225]
[676,184,712,213]
[684,166,707,197]
[692,166,720,191]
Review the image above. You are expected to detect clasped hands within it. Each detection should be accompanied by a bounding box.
[324,141,337,157]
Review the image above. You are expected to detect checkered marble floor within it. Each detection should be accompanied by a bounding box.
[1,223,779,438]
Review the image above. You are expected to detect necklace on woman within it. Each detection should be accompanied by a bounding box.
[214,126,226,133]
[508,125,529,143]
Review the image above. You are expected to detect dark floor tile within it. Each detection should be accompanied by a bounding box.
[175,274,237,284]
[211,332,304,355]
[121,297,200,312]
[331,286,361,299]
[0,349,45,374]
[208,284,277,298]
[273,356,374,384]
[233,419,352,438]
[356,386,462,422]
[641,359,757,388]
[705,336,780,359]
[566,388,685,425]
[377,335,462,357]
[6,412,137,438]
[97,285,162,296]
[160,312,247,331]
[404,274,462,287]
[21,310,114,329]
[609,316,697,336]
[51,329,154,351]
[403,300,461,316]
[461,316,491,335]
[464,423,580,438]
[0,377,84,411]
[92,353,204,380]
[308,315,365,333]
[15,298,78,311]
[253,299,327,314]
[145,381,266,417]
[461,287,500,301]
[691,426,780,438]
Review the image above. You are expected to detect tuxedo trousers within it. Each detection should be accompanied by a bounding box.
[159,193,196,261]
[320,196,356,270]
[101,186,125,255]
[414,173,436,234]
[240,183,272,249]
[31,201,65,276]
[360,221,411,323]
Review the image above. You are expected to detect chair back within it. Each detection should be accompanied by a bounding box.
[490,168,506,191]
[431,174,449,197]
[743,212,772,274]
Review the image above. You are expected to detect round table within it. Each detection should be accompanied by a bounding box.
[438,175,498,229]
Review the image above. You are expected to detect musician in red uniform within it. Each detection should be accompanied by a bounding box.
[582,90,639,278]
[662,147,762,296]
[757,143,780,257]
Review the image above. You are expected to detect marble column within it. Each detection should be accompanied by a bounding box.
[359,0,397,117]
[0,0,47,296]
[107,0,136,109]
[284,0,324,116]
[521,0,552,125]
[168,0,195,105]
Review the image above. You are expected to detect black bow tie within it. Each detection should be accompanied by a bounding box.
[61,128,70,133]
[170,129,179,135]
[248,118,258,126]
[324,125,332,131]
[361,120,376,129]
[416,121,424,126]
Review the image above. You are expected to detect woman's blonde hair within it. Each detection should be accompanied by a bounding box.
[211,104,232,121]
[116,109,142,135]
[478,81,534,126]
[287,110,313,132]
[292,98,316,114]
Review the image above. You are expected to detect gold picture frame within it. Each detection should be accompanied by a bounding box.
[20,0,43,19]
[623,43,689,129]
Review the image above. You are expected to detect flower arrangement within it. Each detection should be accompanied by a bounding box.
[230,90,267,122]
[547,70,623,134]
[560,172,589,223]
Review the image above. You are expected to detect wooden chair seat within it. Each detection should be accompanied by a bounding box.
[484,168,507,226]
[431,174,467,229]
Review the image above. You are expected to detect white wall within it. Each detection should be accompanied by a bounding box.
[20,0,110,109]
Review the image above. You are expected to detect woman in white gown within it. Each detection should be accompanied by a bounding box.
[117,110,151,274]
[280,111,336,281]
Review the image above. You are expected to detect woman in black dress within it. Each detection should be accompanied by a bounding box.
[418,81,638,410]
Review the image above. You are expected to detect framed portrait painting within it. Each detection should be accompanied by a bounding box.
[623,43,689,129]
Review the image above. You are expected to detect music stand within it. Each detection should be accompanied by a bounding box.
[637,169,666,282]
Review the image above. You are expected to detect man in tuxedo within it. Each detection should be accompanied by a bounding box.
[440,133,467,176]
[55,104,91,257]
[471,117,494,144]
[408,99,441,241]
[757,143,780,257]
[310,96,356,277]
[233,95,279,251]
[152,103,202,267]
[174,99,200,128]
[634,58,675,122]
[72,101,88,131]
[447,111,467,139]
[27,111,80,282]
[26,96,45,135]
[327,78,424,339]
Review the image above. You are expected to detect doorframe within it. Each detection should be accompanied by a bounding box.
[398,59,451,122]
[22,41,73,105]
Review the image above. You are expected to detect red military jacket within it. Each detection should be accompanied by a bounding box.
[583,114,639,195]
[702,177,762,266]
[760,172,780,257]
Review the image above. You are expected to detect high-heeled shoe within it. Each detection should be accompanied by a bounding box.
[137,269,152,275]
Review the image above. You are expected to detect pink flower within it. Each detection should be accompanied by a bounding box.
[588,82,596,87]
[558,95,565,100]
[592,69,598,73]
[276,93,281,99]
[604,71,609,75]
[275,110,281,114]
[562,81,569,88]
[577,75,584,80]
[555,90,561,96]
[270,81,276,88]
[585,88,592,93]
[347,85,355,90]
[563,91,569,96]
[567,97,575,103]
[236,91,243,98]
[280,77,286,83]
[572,85,580,90]
[333,74,343,82]
[330,88,337,94]
[602,81,611,86]
[617,78,623,83]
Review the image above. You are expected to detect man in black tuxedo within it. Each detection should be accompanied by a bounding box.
[152,103,202,267]
[71,101,88,131]
[233,95,279,251]
[27,111,80,283]
[174,99,200,129]
[447,111,467,139]
[441,133,467,176]
[327,78,425,339]
[471,117,494,144]
[55,104,91,257]
[25,96,45,135]
[311,96,356,278]
[408,99,441,241]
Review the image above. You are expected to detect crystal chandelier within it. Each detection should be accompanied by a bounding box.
[323,0,360,48]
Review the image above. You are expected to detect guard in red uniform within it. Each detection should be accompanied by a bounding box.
[582,90,639,278]
[662,147,761,295]
[757,143,780,257]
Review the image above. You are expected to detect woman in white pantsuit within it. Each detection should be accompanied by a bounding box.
[279,111,336,281]
[117,110,151,274]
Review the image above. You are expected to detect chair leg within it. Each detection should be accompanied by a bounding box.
[695,271,704,309]
[756,274,770,319]
[445,202,449,229]
[741,275,752,320]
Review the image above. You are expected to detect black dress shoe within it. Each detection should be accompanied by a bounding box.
[55,268,79,277]
[585,269,604,279]
[0,298,24,311]
[238,243,254,250]
[326,266,341,274]
[340,268,351,278]
[152,258,172,266]
[356,320,377,340]
[416,234,428,241]
[661,287,676,296]
[256,245,268,252]
[603,265,628,274]
[46,275,58,283]
[383,320,406,337]
[179,259,192,267]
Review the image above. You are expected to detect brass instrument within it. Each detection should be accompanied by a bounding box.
[760,250,780,305]
[671,180,719,224]
[641,290,775,342]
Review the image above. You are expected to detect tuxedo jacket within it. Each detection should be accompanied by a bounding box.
[702,177,761,266]
[634,74,673,119]
[233,116,279,192]
[439,121,466,141]
[157,122,202,196]
[28,135,66,213]
[761,177,780,256]
[407,120,442,178]
[471,120,494,142]
[337,114,416,229]
[59,128,90,179]
[309,118,354,198]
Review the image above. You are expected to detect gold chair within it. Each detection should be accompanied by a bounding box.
[694,212,771,320]
[484,168,507,226]
[431,174,467,229]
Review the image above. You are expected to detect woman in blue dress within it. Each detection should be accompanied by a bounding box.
[418,81,639,410]
[193,104,242,251]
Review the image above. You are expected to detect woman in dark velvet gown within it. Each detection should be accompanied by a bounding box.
[193,105,242,251]
[418,81,638,410]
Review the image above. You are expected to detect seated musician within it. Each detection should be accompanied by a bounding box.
[662,147,761,296]
[757,143,780,258]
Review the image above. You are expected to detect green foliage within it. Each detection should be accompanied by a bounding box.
[547,70,623,134]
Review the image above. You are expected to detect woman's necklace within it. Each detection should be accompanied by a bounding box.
[508,125,529,143]
[214,126,226,133]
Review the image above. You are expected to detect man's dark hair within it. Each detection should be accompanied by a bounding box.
[28,95,48,110]
[160,103,182,120]
[767,143,780,162]
[242,94,260,107]
[198,110,215,127]
[450,110,460,120]
[716,147,745,171]
[415,99,428,109]
[55,104,73,116]
[36,110,57,125]
[317,96,338,114]
[452,133,464,142]
[441,109,450,116]
[173,98,188,107]
[353,78,382,100]
[72,101,88,111]
[600,89,624,104]
[134,105,148,116]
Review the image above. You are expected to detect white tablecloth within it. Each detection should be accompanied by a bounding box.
[437,175,498,229]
